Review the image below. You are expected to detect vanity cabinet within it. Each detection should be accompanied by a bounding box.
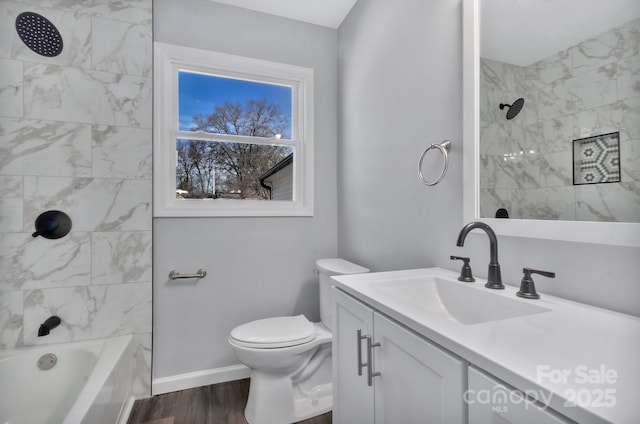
[468,367,571,424]
[332,288,466,423]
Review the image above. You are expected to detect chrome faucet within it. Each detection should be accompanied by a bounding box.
[456,222,504,289]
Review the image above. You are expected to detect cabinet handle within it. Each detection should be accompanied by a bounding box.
[356,329,368,376]
[366,335,381,387]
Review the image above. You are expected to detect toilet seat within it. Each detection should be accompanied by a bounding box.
[229,315,315,348]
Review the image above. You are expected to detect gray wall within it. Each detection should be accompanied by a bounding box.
[338,0,640,317]
[0,0,152,396]
[153,0,338,379]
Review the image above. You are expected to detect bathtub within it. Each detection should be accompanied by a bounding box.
[0,335,134,424]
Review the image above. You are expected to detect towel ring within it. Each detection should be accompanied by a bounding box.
[418,140,451,186]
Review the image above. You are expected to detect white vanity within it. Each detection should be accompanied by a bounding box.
[331,268,640,423]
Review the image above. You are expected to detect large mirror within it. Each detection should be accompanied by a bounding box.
[462,0,640,246]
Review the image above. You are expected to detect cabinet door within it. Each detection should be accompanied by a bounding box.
[332,288,375,424]
[468,367,571,424]
[373,313,466,424]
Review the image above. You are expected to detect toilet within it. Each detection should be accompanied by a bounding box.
[228,258,369,424]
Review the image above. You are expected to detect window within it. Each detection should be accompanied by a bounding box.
[154,42,314,217]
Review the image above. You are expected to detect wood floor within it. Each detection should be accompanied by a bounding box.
[127,379,332,424]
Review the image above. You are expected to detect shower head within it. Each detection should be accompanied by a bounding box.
[15,12,63,57]
[499,98,525,120]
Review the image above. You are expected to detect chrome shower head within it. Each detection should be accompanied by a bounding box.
[499,98,525,120]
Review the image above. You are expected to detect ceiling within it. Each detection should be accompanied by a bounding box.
[209,1,640,65]
[210,0,359,28]
[482,0,640,66]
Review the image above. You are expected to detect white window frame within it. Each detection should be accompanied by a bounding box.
[153,42,314,217]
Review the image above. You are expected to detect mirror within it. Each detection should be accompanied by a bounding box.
[463,0,640,246]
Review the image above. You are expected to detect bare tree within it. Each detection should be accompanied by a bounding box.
[176,99,291,199]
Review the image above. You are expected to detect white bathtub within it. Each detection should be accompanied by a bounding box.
[0,335,134,424]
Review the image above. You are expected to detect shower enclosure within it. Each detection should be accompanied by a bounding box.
[0,0,153,405]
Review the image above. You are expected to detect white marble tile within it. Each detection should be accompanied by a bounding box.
[479,122,521,155]
[91,231,151,285]
[617,53,640,101]
[0,232,91,291]
[92,125,151,179]
[481,152,539,190]
[573,102,624,141]
[621,97,640,141]
[131,332,152,397]
[520,122,544,153]
[479,85,496,123]
[92,17,151,77]
[0,176,23,233]
[519,90,538,126]
[538,64,617,121]
[0,117,91,177]
[0,59,23,118]
[23,176,152,232]
[22,281,152,345]
[480,58,525,92]
[618,18,640,61]
[568,64,618,109]
[575,182,640,222]
[525,49,572,89]
[479,188,511,219]
[620,140,640,182]
[479,85,495,123]
[571,19,635,77]
[535,116,574,154]
[572,18,640,77]
[511,186,576,221]
[532,150,573,188]
[24,0,152,25]
[23,63,152,128]
[478,154,492,188]
[0,290,23,349]
[0,2,91,68]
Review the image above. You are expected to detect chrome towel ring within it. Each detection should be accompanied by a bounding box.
[418,140,451,186]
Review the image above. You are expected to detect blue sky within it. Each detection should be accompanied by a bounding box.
[178,71,293,133]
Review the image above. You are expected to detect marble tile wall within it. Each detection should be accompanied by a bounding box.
[480,18,640,222]
[0,0,152,397]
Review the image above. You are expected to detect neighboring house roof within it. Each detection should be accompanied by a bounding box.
[259,153,293,183]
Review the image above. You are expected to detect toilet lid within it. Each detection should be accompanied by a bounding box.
[230,315,315,348]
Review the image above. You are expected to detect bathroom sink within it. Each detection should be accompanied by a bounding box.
[374,276,550,325]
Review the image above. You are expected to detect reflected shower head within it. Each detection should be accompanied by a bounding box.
[15,12,63,57]
[499,98,525,120]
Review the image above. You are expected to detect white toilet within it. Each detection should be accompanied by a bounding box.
[228,258,369,424]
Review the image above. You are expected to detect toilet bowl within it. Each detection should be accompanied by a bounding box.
[228,258,369,424]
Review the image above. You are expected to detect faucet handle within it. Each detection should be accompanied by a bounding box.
[517,268,555,299]
[450,255,475,282]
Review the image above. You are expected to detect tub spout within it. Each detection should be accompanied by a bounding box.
[38,316,61,337]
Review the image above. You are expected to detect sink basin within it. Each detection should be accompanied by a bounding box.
[375,276,550,325]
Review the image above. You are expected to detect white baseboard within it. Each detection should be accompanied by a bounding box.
[152,364,251,395]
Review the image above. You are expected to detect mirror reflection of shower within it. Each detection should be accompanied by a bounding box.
[499,97,524,120]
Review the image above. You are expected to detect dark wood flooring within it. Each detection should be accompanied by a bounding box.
[127,379,332,424]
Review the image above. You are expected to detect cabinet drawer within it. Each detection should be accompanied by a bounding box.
[468,367,571,424]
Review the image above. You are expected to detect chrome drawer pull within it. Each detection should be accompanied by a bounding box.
[168,269,207,280]
[357,329,368,376]
[366,336,381,387]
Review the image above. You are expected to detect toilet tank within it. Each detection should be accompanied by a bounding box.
[316,258,369,330]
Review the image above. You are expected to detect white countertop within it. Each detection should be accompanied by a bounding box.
[331,267,640,424]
